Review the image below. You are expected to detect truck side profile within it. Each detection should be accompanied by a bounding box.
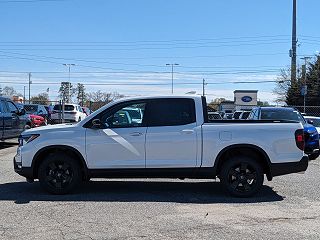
[14,96,308,197]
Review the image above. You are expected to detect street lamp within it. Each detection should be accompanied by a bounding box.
[300,57,311,113]
[63,63,75,103]
[166,63,179,94]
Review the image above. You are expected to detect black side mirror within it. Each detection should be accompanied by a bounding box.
[92,119,106,129]
[307,119,314,125]
[18,109,26,115]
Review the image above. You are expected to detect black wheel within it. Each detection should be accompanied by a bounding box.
[308,152,319,160]
[38,153,82,194]
[24,124,31,130]
[220,156,264,197]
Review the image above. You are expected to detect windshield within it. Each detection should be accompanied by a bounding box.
[53,105,75,111]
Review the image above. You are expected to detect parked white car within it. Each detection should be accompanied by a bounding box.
[51,104,87,124]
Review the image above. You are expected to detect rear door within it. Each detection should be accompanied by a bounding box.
[145,98,198,168]
[0,101,5,139]
[6,101,21,137]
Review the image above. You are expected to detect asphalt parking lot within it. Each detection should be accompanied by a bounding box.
[0,141,320,240]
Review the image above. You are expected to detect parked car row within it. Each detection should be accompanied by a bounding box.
[0,97,93,141]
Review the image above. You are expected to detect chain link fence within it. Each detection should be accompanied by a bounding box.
[288,106,320,117]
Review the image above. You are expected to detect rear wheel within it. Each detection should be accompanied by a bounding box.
[220,156,264,197]
[38,153,82,194]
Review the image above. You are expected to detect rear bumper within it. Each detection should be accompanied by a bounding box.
[270,156,309,177]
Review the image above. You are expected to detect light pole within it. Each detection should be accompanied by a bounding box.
[28,73,32,103]
[63,63,75,103]
[166,63,179,94]
[300,57,311,113]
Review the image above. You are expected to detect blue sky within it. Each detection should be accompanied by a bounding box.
[0,0,319,103]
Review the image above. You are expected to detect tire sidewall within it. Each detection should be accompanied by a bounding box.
[38,153,81,194]
[220,156,264,197]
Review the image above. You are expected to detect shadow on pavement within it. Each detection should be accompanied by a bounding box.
[0,180,284,204]
[0,141,18,150]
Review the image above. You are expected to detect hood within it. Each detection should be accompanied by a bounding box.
[304,124,318,134]
[23,123,77,134]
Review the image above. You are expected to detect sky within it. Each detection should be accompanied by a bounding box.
[0,0,319,104]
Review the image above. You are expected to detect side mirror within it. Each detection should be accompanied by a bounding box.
[18,109,26,116]
[92,119,106,129]
[307,119,314,125]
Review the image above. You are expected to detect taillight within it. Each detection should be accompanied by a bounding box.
[295,129,305,150]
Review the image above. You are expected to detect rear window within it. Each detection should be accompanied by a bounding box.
[24,105,38,113]
[53,105,75,111]
[241,112,250,119]
[261,109,305,123]
[146,98,196,127]
[233,112,242,119]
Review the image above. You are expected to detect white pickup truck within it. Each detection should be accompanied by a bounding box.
[14,96,308,197]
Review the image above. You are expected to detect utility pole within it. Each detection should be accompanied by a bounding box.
[300,56,311,113]
[28,73,32,103]
[23,86,26,103]
[166,63,179,94]
[63,63,75,102]
[202,78,207,96]
[290,0,297,83]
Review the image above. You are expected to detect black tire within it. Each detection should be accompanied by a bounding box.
[220,156,264,197]
[24,124,31,130]
[38,153,82,194]
[308,152,319,160]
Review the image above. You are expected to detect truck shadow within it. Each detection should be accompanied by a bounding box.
[0,142,18,150]
[0,180,284,204]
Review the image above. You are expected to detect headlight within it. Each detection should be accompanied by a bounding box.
[18,134,40,146]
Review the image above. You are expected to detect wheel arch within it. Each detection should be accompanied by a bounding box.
[214,144,273,181]
[31,145,88,179]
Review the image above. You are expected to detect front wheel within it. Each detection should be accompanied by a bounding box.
[219,156,264,197]
[38,153,82,194]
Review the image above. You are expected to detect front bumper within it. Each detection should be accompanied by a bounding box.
[13,156,34,179]
[270,156,309,177]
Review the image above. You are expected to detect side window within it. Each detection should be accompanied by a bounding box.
[101,102,146,128]
[0,101,8,113]
[7,101,18,113]
[146,98,196,127]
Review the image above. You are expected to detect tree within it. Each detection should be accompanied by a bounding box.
[87,90,112,103]
[1,86,22,97]
[59,82,75,103]
[30,93,49,105]
[257,101,270,106]
[274,55,320,106]
[75,83,87,106]
[86,91,125,111]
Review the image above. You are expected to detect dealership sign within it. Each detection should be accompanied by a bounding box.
[241,96,253,103]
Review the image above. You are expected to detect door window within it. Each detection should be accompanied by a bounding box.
[146,98,196,127]
[102,102,146,128]
[7,101,18,113]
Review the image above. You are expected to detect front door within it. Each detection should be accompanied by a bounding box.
[85,101,147,169]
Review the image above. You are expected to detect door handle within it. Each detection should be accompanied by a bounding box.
[130,132,143,136]
[181,129,194,134]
